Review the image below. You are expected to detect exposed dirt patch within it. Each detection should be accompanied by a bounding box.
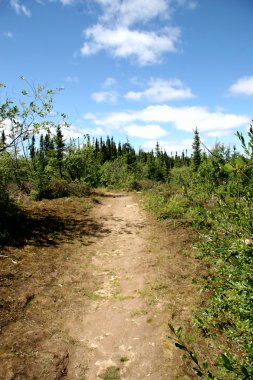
[0,193,200,379]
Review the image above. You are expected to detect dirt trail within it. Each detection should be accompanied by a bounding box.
[0,193,198,380]
[65,194,198,379]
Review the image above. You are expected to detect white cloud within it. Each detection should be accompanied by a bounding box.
[3,32,14,38]
[83,113,97,120]
[124,124,169,139]
[91,77,118,103]
[83,104,249,137]
[80,0,185,65]
[227,76,253,96]
[92,91,118,103]
[0,119,12,138]
[10,0,31,16]
[81,25,180,65]
[102,77,118,89]
[62,124,105,140]
[205,130,232,138]
[125,78,195,102]
[141,138,193,154]
[96,0,169,27]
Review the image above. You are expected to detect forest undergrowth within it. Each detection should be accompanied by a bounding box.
[145,135,253,379]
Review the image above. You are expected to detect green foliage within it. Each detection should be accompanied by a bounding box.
[0,77,67,154]
[169,166,192,188]
[99,157,133,189]
[168,324,219,379]
[192,128,201,172]
[99,366,120,380]
[168,324,251,379]
[146,128,253,379]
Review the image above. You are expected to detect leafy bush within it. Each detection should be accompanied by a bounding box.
[99,158,132,188]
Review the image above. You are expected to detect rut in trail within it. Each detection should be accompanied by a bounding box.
[65,194,198,380]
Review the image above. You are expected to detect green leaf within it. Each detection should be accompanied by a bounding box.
[175,343,188,352]
[203,361,208,370]
[241,366,249,378]
[223,163,234,173]
[220,354,234,371]
[193,368,204,377]
[234,157,246,167]
[207,371,217,379]
[190,351,199,365]
[176,326,183,338]
[22,90,28,95]
[168,323,175,333]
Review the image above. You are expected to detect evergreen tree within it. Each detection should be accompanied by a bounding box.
[44,132,51,156]
[192,128,201,172]
[94,138,100,157]
[117,142,122,156]
[55,125,65,178]
[1,130,6,148]
[29,134,35,160]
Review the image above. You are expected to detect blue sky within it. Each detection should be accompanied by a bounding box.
[1,0,253,153]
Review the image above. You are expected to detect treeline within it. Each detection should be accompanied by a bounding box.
[33,129,191,184]
[0,79,192,199]
[1,126,192,200]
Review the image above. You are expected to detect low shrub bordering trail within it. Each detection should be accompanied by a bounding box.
[145,131,253,379]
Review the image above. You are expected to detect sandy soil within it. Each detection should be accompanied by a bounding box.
[0,193,199,380]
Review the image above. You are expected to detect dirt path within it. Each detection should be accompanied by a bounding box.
[0,193,199,380]
[65,194,198,379]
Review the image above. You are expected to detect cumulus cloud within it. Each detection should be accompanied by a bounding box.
[141,138,193,153]
[81,25,180,65]
[96,0,169,27]
[83,104,249,138]
[91,77,119,103]
[80,0,183,65]
[10,0,31,16]
[125,78,195,102]
[92,91,118,103]
[62,124,105,140]
[102,77,118,89]
[205,130,232,138]
[227,76,253,96]
[124,124,168,139]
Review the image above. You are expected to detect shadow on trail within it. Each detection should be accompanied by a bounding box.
[28,215,111,247]
[0,200,110,249]
[93,191,128,198]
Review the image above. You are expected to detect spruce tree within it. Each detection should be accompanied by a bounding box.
[55,125,65,178]
[192,128,201,172]
[30,134,35,160]
[1,130,6,147]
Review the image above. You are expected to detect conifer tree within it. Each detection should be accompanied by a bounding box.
[29,134,35,160]
[1,130,6,147]
[192,128,201,172]
[44,132,52,157]
[55,125,65,178]
[117,142,122,156]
